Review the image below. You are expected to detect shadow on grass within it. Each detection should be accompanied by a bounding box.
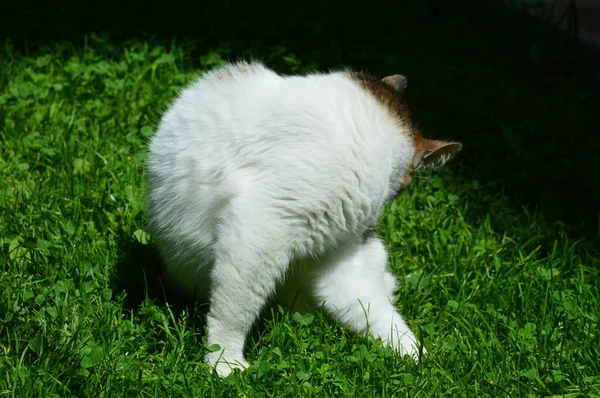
[110,232,281,345]
[4,0,599,243]
[111,233,194,313]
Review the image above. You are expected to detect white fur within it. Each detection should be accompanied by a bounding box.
[147,62,423,376]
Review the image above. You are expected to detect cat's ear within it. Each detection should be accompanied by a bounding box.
[382,74,407,94]
[412,135,462,170]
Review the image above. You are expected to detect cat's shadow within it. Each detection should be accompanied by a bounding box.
[111,233,192,313]
[111,233,269,340]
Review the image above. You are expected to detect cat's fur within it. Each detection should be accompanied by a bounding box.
[147,61,461,376]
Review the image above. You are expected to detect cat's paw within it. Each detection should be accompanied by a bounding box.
[207,352,250,377]
[391,330,427,361]
[214,359,250,377]
[400,337,427,360]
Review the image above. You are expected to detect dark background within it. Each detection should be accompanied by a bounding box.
[2,0,599,244]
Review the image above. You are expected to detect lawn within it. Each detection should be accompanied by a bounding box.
[1,1,599,396]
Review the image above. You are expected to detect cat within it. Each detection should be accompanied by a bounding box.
[147,61,462,377]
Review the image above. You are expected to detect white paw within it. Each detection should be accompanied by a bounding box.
[399,335,427,359]
[389,329,427,361]
[207,352,250,377]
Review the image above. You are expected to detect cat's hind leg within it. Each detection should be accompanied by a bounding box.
[310,235,425,359]
[205,198,292,377]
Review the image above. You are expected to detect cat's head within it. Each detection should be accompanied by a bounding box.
[380,73,463,187]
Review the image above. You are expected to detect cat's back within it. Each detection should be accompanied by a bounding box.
[153,62,281,146]
[148,62,282,206]
[182,61,282,112]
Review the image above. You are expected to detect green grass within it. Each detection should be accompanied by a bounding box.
[1,9,600,397]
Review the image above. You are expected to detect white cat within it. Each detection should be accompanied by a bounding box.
[147,61,461,377]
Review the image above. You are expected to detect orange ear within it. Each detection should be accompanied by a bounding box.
[413,134,462,170]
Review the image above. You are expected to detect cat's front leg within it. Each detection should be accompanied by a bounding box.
[310,236,425,359]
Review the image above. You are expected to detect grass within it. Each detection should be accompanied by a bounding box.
[1,1,600,396]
